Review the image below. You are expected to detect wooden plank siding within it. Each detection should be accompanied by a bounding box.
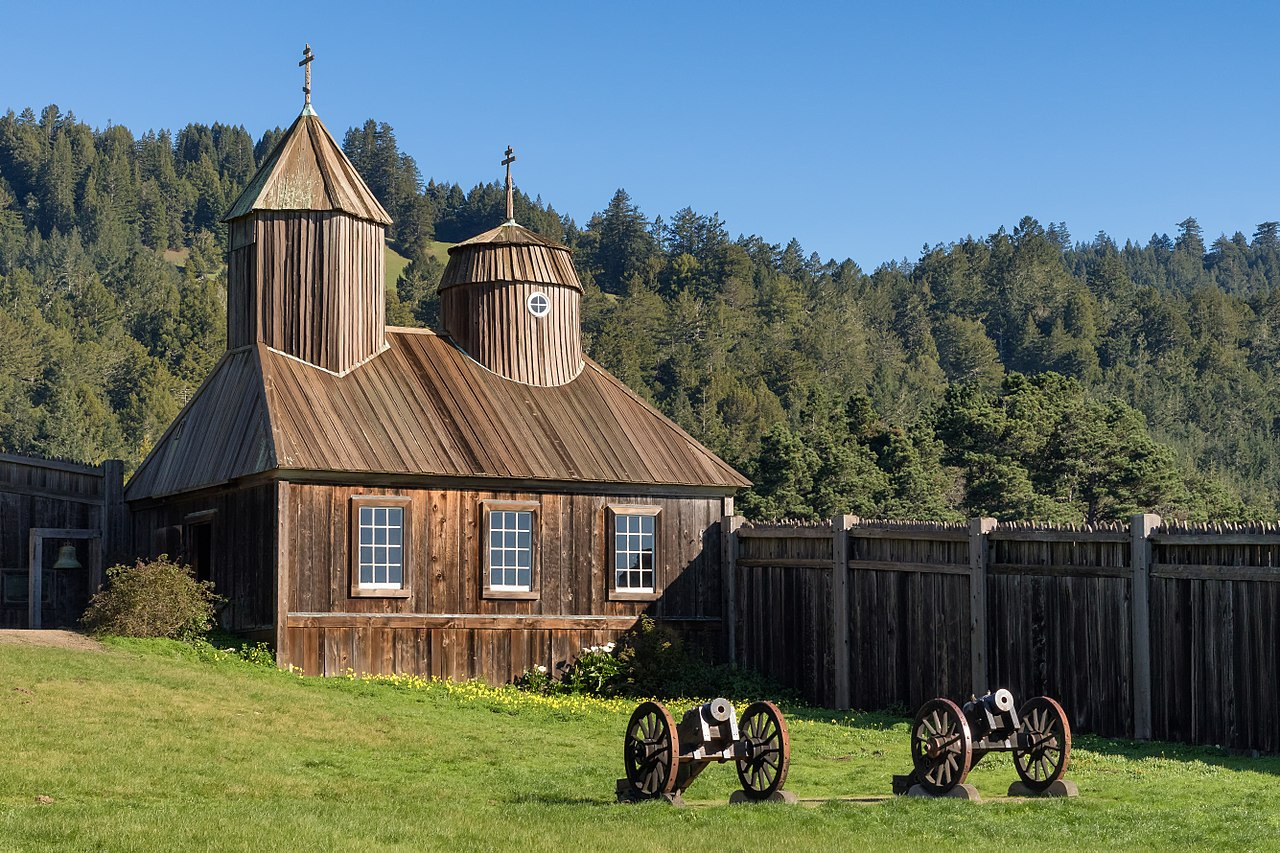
[128,483,278,635]
[0,453,118,629]
[846,528,971,714]
[226,212,386,374]
[985,533,1133,738]
[732,518,1280,753]
[441,281,583,386]
[1149,531,1280,752]
[280,483,724,682]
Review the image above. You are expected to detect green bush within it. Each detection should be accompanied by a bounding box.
[81,556,222,640]
[512,616,800,701]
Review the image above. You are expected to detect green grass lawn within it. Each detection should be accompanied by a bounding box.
[2,640,1278,852]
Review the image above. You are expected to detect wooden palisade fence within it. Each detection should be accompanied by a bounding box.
[725,514,1280,753]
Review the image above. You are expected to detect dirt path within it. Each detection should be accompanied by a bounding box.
[0,630,104,652]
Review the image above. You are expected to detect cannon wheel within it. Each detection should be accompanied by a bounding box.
[735,700,791,799]
[624,701,680,798]
[911,697,973,795]
[1013,696,1071,792]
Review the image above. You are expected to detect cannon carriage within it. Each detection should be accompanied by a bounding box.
[621,698,791,801]
[904,688,1072,796]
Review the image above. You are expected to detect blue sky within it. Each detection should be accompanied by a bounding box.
[3,1,1278,267]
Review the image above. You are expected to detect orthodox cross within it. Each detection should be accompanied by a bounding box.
[502,146,516,222]
[300,44,315,108]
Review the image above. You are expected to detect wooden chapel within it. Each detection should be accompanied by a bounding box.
[124,48,748,680]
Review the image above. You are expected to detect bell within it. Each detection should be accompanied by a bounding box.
[52,544,82,570]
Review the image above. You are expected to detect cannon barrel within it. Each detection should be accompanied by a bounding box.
[701,698,735,724]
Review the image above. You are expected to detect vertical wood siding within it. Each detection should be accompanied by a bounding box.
[733,519,1280,753]
[128,483,278,634]
[227,212,385,374]
[441,282,583,386]
[0,454,113,628]
[280,484,723,682]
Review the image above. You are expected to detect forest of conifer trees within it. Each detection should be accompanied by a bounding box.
[1,104,1277,523]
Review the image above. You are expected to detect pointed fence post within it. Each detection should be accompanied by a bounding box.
[1130,513,1161,740]
[831,514,857,710]
[969,517,997,696]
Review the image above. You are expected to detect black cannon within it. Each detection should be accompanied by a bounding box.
[901,688,1071,795]
[621,698,790,801]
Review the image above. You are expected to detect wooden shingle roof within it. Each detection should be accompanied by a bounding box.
[223,112,392,225]
[125,330,748,500]
[439,222,580,292]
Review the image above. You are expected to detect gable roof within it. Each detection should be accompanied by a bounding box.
[222,112,392,225]
[125,330,748,500]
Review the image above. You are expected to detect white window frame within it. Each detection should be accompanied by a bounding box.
[350,496,412,598]
[527,291,550,317]
[607,505,662,601]
[482,500,539,600]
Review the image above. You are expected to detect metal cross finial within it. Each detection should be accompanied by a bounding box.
[300,44,315,108]
[502,145,516,222]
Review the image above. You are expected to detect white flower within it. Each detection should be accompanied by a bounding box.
[536,665,548,674]
[604,642,616,653]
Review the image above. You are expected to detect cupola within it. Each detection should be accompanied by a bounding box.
[223,45,393,374]
[438,148,584,386]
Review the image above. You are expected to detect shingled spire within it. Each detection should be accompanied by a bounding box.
[222,45,392,374]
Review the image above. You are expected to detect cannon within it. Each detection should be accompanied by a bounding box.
[621,698,790,802]
[901,688,1071,796]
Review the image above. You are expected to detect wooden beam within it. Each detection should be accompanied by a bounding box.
[722,515,743,665]
[736,557,832,569]
[285,613,667,630]
[1152,563,1280,583]
[846,527,969,542]
[1150,532,1280,546]
[1131,513,1161,741]
[969,517,996,695]
[989,529,1129,544]
[736,526,832,539]
[275,480,291,669]
[989,562,1130,579]
[846,559,971,576]
[831,514,855,711]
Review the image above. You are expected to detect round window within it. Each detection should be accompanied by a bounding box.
[527,292,550,317]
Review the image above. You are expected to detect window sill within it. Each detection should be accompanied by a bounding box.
[483,589,540,601]
[350,587,412,599]
[608,590,661,602]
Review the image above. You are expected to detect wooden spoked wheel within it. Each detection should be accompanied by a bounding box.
[910,698,973,795]
[624,701,680,798]
[1013,696,1071,792]
[735,700,791,799]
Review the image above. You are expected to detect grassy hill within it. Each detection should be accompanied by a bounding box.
[385,242,453,292]
[1,639,1277,851]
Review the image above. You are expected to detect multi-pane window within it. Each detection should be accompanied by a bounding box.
[489,510,533,590]
[614,513,656,592]
[358,505,404,589]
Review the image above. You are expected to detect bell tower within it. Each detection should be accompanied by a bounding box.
[223,45,393,374]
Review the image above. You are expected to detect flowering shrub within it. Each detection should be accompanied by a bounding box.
[559,642,622,695]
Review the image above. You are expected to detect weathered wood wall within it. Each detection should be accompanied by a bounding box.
[129,482,278,635]
[731,516,1280,753]
[279,482,724,680]
[1149,527,1280,750]
[441,281,583,385]
[227,212,386,373]
[0,453,123,628]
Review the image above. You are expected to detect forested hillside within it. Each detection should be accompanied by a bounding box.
[1,105,1277,522]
